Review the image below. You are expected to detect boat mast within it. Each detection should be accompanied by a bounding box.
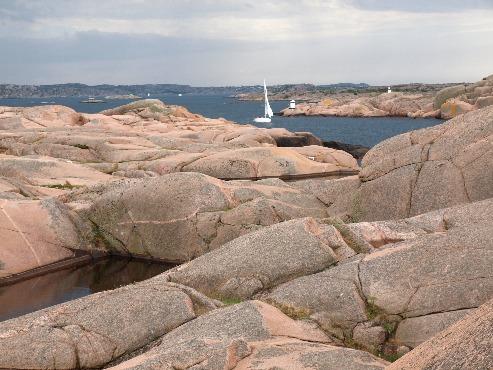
[263,79,268,118]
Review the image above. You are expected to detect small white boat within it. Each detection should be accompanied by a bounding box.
[254,79,273,124]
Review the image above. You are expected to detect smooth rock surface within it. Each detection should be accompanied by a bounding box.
[0,198,82,278]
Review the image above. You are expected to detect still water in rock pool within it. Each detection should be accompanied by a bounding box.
[0,257,174,322]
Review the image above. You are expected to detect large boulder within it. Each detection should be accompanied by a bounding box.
[71,173,330,262]
[440,99,474,119]
[354,105,493,221]
[433,84,467,109]
[167,217,355,299]
[0,280,219,369]
[388,299,493,370]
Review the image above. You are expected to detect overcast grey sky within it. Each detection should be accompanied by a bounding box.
[1,0,492,86]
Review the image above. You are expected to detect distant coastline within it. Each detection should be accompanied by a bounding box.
[0,82,460,99]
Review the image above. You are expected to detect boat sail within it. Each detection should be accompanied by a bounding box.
[254,80,273,123]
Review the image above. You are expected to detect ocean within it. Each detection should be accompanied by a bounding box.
[0,95,444,148]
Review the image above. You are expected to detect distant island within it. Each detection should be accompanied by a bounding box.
[0,82,459,99]
[0,83,261,98]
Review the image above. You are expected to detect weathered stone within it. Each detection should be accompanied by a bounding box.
[346,220,427,248]
[358,164,418,221]
[440,99,474,119]
[168,218,343,299]
[359,223,493,317]
[0,154,113,188]
[109,301,386,370]
[0,198,83,278]
[433,84,466,109]
[388,299,493,370]
[410,160,469,216]
[76,173,329,263]
[260,259,368,333]
[233,338,388,370]
[292,176,362,219]
[0,281,217,369]
[182,146,357,179]
[354,106,493,221]
[352,322,387,351]
[475,95,493,109]
[395,309,472,348]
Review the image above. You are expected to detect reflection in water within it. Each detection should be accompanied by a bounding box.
[0,257,174,322]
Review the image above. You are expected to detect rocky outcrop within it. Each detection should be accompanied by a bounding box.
[167,217,353,299]
[0,154,113,195]
[0,100,356,276]
[280,92,437,118]
[297,106,493,222]
[181,146,355,180]
[68,173,330,262]
[0,99,491,370]
[0,280,219,369]
[1,197,490,368]
[0,105,82,129]
[279,74,493,120]
[0,100,358,182]
[108,301,388,370]
[388,298,493,370]
[263,199,492,351]
[434,74,493,119]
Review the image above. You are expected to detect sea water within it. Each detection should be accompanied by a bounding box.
[0,95,444,147]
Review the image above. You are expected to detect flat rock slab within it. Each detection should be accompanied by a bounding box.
[0,154,113,188]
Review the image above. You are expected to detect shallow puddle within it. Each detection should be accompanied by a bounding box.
[0,257,174,322]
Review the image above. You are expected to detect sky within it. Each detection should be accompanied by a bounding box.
[0,0,492,86]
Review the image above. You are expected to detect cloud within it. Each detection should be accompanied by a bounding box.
[347,0,493,13]
[0,0,492,85]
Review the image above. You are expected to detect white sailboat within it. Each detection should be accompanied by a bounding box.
[254,80,273,123]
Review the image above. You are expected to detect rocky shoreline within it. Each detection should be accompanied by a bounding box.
[278,74,493,120]
[0,98,491,369]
